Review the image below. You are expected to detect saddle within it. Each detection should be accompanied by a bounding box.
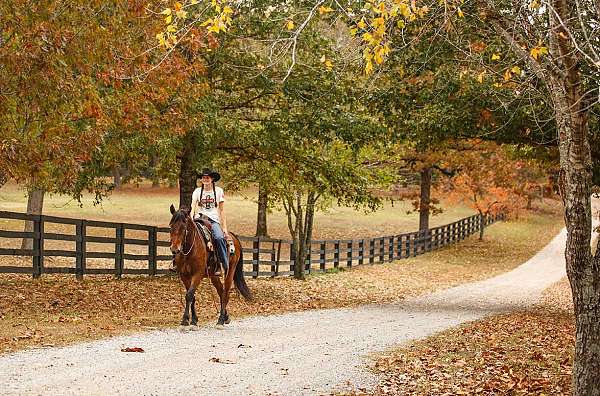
[193,217,234,276]
[193,218,218,275]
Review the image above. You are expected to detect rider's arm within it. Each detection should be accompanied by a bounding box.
[218,202,228,236]
[190,189,198,220]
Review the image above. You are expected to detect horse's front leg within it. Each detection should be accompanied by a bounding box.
[190,293,197,326]
[181,277,192,326]
[189,275,203,326]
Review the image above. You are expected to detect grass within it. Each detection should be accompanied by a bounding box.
[0,197,564,355]
[0,180,475,240]
[363,279,575,395]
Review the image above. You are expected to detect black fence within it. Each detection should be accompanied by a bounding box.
[0,211,504,278]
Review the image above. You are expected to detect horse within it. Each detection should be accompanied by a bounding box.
[168,204,252,327]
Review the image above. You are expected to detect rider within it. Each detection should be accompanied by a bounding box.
[190,168,230,276]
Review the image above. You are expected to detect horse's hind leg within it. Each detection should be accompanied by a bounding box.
[219,266,236,325]
[209,275,227,326]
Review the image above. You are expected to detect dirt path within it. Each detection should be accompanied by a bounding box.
[0,218,591,395]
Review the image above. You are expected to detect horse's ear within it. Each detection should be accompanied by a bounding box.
[170,204,176,215]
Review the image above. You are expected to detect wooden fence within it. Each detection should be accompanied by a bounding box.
[0,211,504,278]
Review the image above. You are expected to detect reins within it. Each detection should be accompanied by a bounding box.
[180,218,198,256]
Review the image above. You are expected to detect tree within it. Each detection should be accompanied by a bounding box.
[0,1,120,247]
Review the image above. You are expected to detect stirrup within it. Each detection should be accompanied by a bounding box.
[207,241,214,251]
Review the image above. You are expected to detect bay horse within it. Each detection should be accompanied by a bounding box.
[169,204,252,327]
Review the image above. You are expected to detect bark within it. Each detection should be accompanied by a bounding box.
[303,191,317,270]
[293,193,305,280]
[112,166,121,190]
[255,183,269,237]
[21,188,44,250]
[478,212,485,241]
[419,167,432,233]
[150,154,160,188]
[177,132,198,211]
[547,3,600,391]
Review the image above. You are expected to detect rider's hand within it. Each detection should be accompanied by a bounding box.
[223,229,229,240]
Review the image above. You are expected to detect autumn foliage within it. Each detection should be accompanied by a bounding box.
[443,142,546,222]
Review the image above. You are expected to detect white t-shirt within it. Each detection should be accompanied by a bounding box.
[191,186,225,223]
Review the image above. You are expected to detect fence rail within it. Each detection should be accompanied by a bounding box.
[0,211,504,278]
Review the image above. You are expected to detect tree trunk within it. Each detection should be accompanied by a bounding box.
[177,133,198,211]
[419,167,432,233]
[478,212,485,241]
[112,166,121,190]
[303,191,317,271]
[150,154,160,188]
[293,193,305,280]
[547,13,600,391]
[255,183,269,237]
[21,188,44,250]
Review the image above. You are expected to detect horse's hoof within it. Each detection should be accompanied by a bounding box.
[190,324,200,331]
[215,323,225,330]
[179,325,190,332]
[224,318,231,325]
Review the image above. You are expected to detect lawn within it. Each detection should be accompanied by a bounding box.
[0,180,475,240]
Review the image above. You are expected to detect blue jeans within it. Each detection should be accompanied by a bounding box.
[210,219,229,270]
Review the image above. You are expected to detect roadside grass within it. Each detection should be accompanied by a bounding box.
[364,278,575,395]
[0,200,563,355]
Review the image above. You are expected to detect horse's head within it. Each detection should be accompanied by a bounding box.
[169,204,190,255]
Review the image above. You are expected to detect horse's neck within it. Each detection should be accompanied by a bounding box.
[185,219,205,255]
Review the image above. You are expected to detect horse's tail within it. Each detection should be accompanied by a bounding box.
[234,249,253,301]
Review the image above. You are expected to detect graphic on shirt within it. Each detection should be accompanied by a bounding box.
[200,194,217,210]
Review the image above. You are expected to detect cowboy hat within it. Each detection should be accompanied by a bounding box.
[198,168,221,182]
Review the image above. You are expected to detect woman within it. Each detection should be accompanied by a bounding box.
[190,168,230,275]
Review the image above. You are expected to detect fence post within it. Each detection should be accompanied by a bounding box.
[413,233,418,257]
[306,241,312,274]
[252,238,260,278]
[346,240,353,268]
[149,226,157,276]
[76,219,87,280]
[289,240,296,274]
[369,239,375,264]
[379,237,385,262]
[396,235,402,260]
[358,239,364,265]
[115,224,124,279]
[270,241,277,277]
[320,242,326,272]
[32,215,44,279]
[275,239,282,277]
[388,236,394,262]
[333,240,340,268]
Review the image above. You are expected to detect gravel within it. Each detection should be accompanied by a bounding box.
[0,220,589,396]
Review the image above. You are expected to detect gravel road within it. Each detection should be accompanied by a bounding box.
[0,221,585,395]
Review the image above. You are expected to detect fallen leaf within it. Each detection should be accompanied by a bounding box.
[121,347,144,353]
[209,357,236,364]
